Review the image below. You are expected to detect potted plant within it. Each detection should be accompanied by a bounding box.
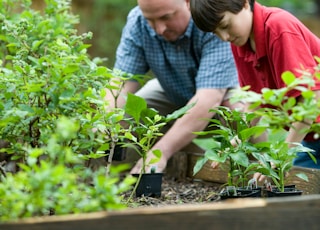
[230,65,320,197]
[250,129,312,197]
[192,106,266,199]
[123,93,193,198]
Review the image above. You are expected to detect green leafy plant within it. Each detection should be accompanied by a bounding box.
[231,58,320,134]
[228,58,320,192]
[193,58,320,193]
[193,106,266,188]
[0,0,137,220]
[0,117,136,221]
[0,0,138,168]
[250,129,311,192]
[122,93,193,199]
[123,93,194,174]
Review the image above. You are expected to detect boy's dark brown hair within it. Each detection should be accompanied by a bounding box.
[190,0,255,32]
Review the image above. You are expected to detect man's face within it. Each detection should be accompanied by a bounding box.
[214,1,253,47]
[138,0,191,42]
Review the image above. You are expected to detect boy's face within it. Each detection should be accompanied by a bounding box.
[138,0,191,42]
[214,1,253,46]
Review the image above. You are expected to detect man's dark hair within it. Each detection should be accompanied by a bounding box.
[190,0,255,32]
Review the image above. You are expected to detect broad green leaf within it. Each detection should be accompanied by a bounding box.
[229,151,249,167]
[239,126,266,141]
[281,71,296,85]
[205,149,228,162]
[165,102,194,121]
[193,157,208,175]
[125,93,147,123]
[295,173,309,182]
[192,138,220,151]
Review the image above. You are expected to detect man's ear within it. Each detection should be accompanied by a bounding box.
[185,0,190,9]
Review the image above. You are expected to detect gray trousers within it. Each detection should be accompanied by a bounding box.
[135,78,180,116]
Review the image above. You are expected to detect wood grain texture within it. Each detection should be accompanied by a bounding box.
[2,195,320,230]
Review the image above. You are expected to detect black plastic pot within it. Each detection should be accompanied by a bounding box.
[132,173,163,197]
[105,145,126,161]
[265,185,303,197]
[219,186,262,200]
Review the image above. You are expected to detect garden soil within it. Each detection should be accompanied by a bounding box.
[123,175,223,207]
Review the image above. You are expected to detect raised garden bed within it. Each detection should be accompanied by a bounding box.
[2,194,320,230]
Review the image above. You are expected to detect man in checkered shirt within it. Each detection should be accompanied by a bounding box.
[107,0,240,174]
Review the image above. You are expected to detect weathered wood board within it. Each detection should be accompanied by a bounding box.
[2,195,320,230]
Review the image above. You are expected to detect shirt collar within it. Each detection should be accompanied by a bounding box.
[253,2,267,58]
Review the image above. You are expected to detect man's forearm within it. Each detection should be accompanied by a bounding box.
[151,89,227,161]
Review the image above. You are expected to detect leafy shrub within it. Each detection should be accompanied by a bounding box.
[0,0,135,221]
[0,117,135,221]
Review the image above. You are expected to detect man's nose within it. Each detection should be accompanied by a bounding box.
[153,21,166,35]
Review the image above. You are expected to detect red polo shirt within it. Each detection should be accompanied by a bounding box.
[231,2,320,141]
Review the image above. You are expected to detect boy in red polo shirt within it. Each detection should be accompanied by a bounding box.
[190,0,320,169]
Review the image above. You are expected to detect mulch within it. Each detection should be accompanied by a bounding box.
[123,175,223,208]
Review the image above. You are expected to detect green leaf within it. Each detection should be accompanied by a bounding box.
[281,71,296,85]
[125,93,147,123]
[31,40,44,52]
[295,173,309,182]
[205,149,228,162]
[165,102,195,121]
[229,151,249,167]
[192,138,220,151]
[193,157,208,175]
[239,126,266,141]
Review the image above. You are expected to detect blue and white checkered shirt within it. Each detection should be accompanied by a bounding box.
[114,6,238,106]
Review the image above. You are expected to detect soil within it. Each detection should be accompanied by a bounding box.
[123,175,223,208]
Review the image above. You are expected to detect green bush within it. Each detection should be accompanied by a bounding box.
[0,0,135,221]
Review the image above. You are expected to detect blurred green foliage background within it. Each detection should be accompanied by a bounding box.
[31,0,319,69]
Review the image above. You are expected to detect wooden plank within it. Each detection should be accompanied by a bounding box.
[2,195,320,230]
[166,151,188,180]
[285,166,320,195]
[186,152,228,184]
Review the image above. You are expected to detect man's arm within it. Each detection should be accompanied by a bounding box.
[130,88,236,173]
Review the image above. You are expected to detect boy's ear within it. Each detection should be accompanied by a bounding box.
[244,0,250,9]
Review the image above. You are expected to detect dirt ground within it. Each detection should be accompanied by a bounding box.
[123,175,223,208]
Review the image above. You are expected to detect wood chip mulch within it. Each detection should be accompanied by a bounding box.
[123,176,223,208]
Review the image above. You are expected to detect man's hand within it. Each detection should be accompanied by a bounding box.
[130,151,168,174]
